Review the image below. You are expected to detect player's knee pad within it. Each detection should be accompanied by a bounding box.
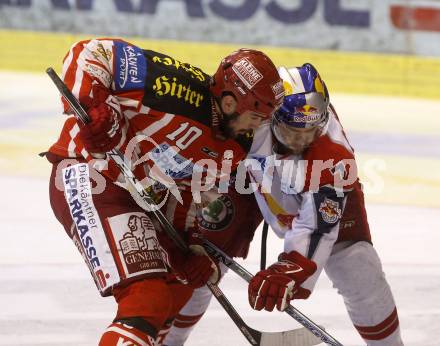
[325,241,387,300]
[177,284,214,317]
[113,278,173,333]
[325,241,402,345]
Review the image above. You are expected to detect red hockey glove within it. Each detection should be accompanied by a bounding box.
[174,245,220,289]
[78,101,123,153]
[248,251,317,311]
[76,84,124,154]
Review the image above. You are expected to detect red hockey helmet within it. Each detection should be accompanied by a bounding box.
[211,49,284,119]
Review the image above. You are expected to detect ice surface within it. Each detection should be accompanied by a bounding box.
[1,177,439,345]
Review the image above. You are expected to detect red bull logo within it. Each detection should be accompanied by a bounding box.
[319,198,342,224]
[296,104,318,115]
[293,112,321,124]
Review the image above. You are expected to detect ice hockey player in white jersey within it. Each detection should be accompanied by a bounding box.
[246,63,404,345]
[163,63,404,346]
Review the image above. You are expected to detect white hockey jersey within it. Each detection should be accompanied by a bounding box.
[246,105,371,290]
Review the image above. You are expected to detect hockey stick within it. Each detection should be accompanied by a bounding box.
[202,238,344,346]
[260,221,269,270]
[46,67,321,346]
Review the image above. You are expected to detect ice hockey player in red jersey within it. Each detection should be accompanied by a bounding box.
[246,63,404,345]
[46,38,282,345]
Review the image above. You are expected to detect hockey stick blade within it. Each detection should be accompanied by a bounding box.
[208,282,321,346]
[45,67,318,346]
[202,238,344,346]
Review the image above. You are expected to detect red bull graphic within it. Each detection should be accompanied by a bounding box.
[319,198,342,224]
[296,105,318,115]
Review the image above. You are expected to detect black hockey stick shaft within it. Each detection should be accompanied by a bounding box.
[202,238,344,346]
[46,67,318,346]
[260,222,269,270]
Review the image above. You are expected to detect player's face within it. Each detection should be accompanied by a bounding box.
[274,122,320,155]
[219,94,267,138]
[227,111,266,137]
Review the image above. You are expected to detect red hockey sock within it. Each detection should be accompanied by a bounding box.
[99,321,155,346]
[114,278,172,331]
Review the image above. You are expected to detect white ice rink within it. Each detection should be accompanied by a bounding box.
[0,72,439,345]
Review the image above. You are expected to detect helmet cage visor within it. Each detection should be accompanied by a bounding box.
[271,115,323,152]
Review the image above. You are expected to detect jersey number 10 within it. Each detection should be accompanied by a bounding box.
[166,122,203,150]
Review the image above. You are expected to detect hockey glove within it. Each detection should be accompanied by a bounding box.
[78,86,123,154]
[174,244,220,289]
[248,251,317,311]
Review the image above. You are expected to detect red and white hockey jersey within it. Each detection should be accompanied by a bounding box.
[47,38,259,257]
[48,38,251,184]
[247,105,371,290]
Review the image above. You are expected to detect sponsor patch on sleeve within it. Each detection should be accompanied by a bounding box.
[312,187,345,233]
[318,197,342,224]
[62,163,119,296]
[197,194,234,232]
[148,143,195,179]
[114,42,146,91]
[106,213,168,277]
[85,63,112,87]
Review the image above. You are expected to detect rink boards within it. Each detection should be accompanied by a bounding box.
[1,29,440,99]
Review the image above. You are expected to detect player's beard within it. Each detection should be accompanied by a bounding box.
[220,112,247,139]
[219,113,253,152]
[212,97,249,140]
[286,143,308,155]
[271,127,308,156]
